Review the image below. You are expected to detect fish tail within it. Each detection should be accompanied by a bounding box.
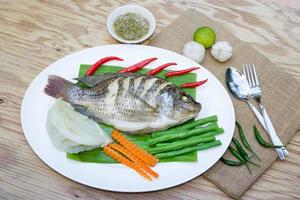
[44,75,77,102]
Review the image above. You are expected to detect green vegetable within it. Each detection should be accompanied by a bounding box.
[155,142,171,148]
[220,157,243,166]
[197,128,224,138]
[155,140,222,159]
[228,145,251,174]
[151,115,218,137]
[232,137,260,167]
[155,128,224,148]
[175,115,218,130]
[228,146,245,163]
[149,136,215,154]
[254,125,285,148]
[236,121,260,161]
[148,123,219,146]
[151,129,183,138]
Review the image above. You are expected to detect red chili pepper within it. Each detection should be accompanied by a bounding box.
[86,56,123,76]
[180,79,208,88]
[165,67,200,77]
[119,57,158,73]
[146,62,177,75]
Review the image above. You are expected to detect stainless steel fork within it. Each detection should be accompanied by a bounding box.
[243,63,288,160]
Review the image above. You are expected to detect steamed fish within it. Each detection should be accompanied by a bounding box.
[44,73,201,134]
[47,99,112,153]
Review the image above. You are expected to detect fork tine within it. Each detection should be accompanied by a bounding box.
[249,64,256,87]
[242,65,246,76]
[244,64,248,83]
[252,63,260,86]
[245,64,253,87]
[249,63,256,87]
[242,65,248,84]
[243,64,249,86]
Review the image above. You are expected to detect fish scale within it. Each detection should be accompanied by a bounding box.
[133,76,143,92]
[147,82,172,108]
[104,78,120,119]
[140,78,158,98]
[135,76,150,96]
[143,79,166,101]
[44,73,201,134]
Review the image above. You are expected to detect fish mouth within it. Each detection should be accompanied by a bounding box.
[176,103,201,122]
[194,102,202,113]
[183,101,202,114]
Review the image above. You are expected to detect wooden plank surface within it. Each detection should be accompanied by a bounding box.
[0,0,299,199]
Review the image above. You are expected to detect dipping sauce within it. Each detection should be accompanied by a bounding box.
[113,12,150,41]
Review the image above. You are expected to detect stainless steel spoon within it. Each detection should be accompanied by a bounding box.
[225,67,285,160]
[226,67,264,125]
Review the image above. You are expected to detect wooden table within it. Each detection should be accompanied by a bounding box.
[1,1,299,199]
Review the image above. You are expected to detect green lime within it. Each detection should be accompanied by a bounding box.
[193,26,216,48]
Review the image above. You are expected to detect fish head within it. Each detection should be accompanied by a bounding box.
[172,91,201,121]
[157,89,201,122]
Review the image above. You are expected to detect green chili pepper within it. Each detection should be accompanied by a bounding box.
[228,146,251,174]
[236,121,261,161]
[228,146,245,163]
[220,157,243,166]
[254,125,285,148]
[232,137,260,167]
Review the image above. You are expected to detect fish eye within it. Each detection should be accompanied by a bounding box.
[181,96,189,102]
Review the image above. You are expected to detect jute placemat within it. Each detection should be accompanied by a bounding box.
[148,9,300,199]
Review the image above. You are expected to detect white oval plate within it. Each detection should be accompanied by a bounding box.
[21,44,235,192]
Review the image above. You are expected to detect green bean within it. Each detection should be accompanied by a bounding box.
[155,129,223,148]
[198,128,224,138]
[155,140,222,159]
[156,142,171,147]
[228,146,251,174]
[149,136,215,154]
[220,157,244,166]
[151,115,218,137]
[151,129,183,138]
[254,125,285,148]
[148,123,219,146]
[171,115,218,130]
[236,121,261,161]
[232,137,260,167]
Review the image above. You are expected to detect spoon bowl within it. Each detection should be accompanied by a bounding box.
[225,67,251,100]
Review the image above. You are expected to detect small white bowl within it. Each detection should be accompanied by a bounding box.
[107,5,156,44]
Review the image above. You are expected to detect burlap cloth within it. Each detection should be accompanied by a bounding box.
[148,9,300,199]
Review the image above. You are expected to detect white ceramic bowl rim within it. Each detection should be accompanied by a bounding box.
[106,5,156,44]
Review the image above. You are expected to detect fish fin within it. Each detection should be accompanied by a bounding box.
[78,73,133,87]
[72,104,104,122]
[72,104,89,116]
[128,91,158,114]
[44,75,77,102]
